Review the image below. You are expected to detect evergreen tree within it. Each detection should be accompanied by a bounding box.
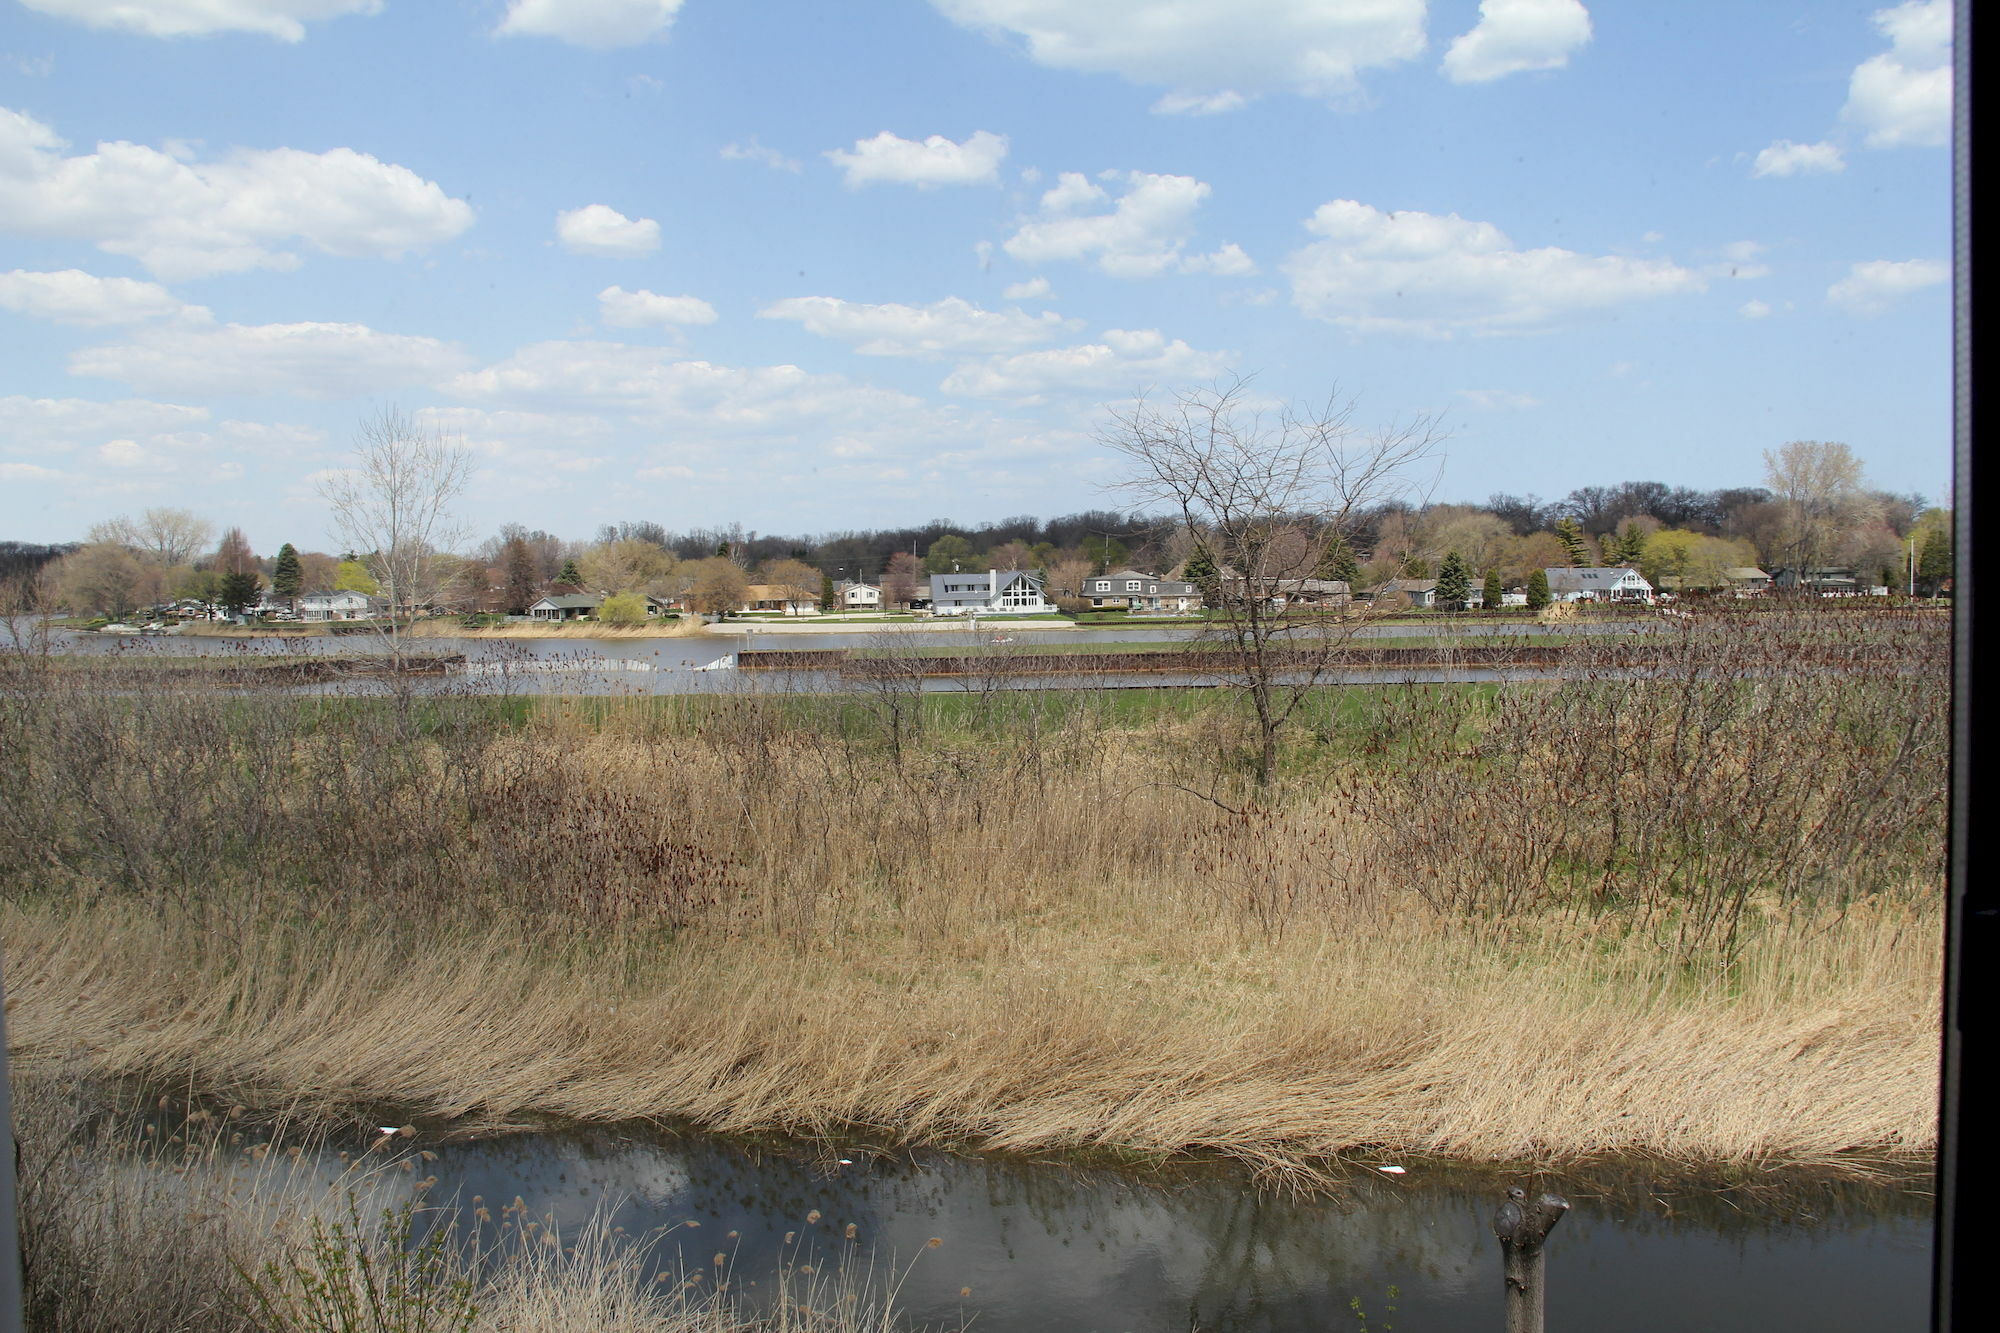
[1317,534,1360,584]
[1182,544,1220,607]
[270,542,303,608]
[1482,568,1504,610]
[1619,523,1649,564]
[1435,550,1470,610]
[1525,567,1552,611]
[1917,526,1953,595]
[1400,554,1432,579]
[557,558,583,588]
[218,569,263,616]
[1553,517,1590,566]
[820,571,836,613]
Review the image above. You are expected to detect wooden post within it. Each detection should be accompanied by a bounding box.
[1493,1185,1568,1333]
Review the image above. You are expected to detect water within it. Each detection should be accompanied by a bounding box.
[31,620,1631,696]
[243,1122,1930,1332]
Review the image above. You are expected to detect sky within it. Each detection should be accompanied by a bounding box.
[0,0,1955,553]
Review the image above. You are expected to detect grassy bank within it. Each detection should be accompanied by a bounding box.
[2,606,1947,1180]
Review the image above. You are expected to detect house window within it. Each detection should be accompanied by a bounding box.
[1125,580,1141,591]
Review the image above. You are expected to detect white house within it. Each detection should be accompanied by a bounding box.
[1082,570,1202,612]
[298,590,385,621]
[838,581,882,610]
[739,584,818,615]
[928,569,1054,615]
[1545,567,1654,603]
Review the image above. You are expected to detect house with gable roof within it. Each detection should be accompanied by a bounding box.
[1544,567,1654,603]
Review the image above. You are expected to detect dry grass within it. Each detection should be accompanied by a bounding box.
[407,619,717,640]
[1,605,1947,1179]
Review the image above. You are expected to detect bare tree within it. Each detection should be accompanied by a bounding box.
[317,408,473,670]
[1101,379,1443,787]
[1762,440,1878,576]
[86,508,215,568]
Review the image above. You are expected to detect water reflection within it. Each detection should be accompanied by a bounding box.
[253,1122,1928,1333]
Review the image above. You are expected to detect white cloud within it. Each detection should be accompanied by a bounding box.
[496,0,683,49]
[1752,139,1845,177]
[1740,300,1774,319]
[0,461,65,482]
[0,395,209,452]
[0,269,207,325]
[18,1,380,41]
[1003,170,1249,278]
[70,321,472,397]
[940,328,1233,402]
[0,107,473,280]
[1455,389,1541,410]
[1441,0,1591,84]
[413,406,614,475]
[1826,258,1947,315]
[930,0,1427,107]
[758,295,1076,359]
[824,130,1008,188]
[555,205,660,258]
[1283,199,1703,336]
[721,138,802,172]
[445,341,925,429]
[1151,91,1247,116]
[1003,277,1052,300]
[598,286,718,328]
[1842,0,1952,148]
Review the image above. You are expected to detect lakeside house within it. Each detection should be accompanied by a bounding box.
[740,584,818,615]
[528,590,602,621]
[1216,566,1351,610]
[299,590,388,621]
[1370,578,1438,609]
[1770,567,1862,596]
[1545,567,1655,603]
[928,569,1054,615]
[1724,567,1772,595]
[1082,570,1202,613]
[837,580,882,610]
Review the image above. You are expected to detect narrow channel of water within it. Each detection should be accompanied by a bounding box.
[203,1121,1930,1333]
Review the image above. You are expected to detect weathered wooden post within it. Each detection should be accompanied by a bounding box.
[1493,1185,1568,1333]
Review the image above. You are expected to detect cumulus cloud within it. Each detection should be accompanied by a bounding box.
[1752,139,1845,177]
[0,395,209,452]
[496,0,683,49]
[445,341,924,429]
[70,321,472,397]
[930,0,1426,108]
[0,107,473,280]
[1002,170,1250,278]
[1441,0,1592,83]
[0,269,207,325]
[1740,299,1774,319]
[824,130,1007,188]
[1003,277,1052,300]
[1826,258,1947,314]
[1842,0,1952,148]
[18,1,380,41]
[1283,199,1703,336]
[758,295,1076,359]
[555,205,661,258]
[598,286,718,327]
[940,328,1233,402]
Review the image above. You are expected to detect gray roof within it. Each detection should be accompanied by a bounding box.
[1545,567,1650,594]
[530,592,602,610]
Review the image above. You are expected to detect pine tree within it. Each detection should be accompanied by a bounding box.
[1526,568,1552,611]
[1553,517,1590,566]
[1400,554,1432,579]
[558,558,583,588]
[1435,550,1470,610]
[1619,523,1649,564]
[1917,526,1953,595]
[1182,544,1220,606]
[1317,534,1360,584]
[271,543,303,609]
[218,569,263,617]
[820,571,836,613]
[1482,568,1504,610]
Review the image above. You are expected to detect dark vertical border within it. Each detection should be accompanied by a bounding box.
[1938,0,1980,1327]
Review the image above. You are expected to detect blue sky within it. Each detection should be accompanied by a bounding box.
[0,0,1954,552]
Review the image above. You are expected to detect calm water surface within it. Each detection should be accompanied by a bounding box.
[237,1121,1929,1333]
